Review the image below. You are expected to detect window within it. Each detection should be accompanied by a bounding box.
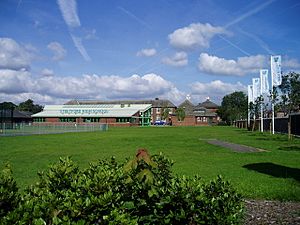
[117,117,131,123]
[156,108,160,113]
[34,117,45,122]
[59,118,75,122]
[83,117,100,122]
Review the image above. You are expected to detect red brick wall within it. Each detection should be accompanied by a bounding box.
[100,118,116,123]
[45,118,59,122]
[171,116,195,126]
[76,118,83,123]
[171,115,211,126]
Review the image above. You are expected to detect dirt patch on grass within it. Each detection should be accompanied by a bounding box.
[244,199,300,225]
[205,139,266,153]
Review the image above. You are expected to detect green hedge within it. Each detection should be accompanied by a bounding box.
[0,149,244,224]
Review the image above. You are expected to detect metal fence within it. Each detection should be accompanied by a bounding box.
[0,123,108,136]
[234,113,300,136]
[0,108,13,129]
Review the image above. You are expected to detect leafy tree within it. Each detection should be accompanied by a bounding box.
[17,99,43,114]
[161,106,170,121]
[175,107,185,122]
[249,96,263,131]
[0,102,16,110]
[218,91,248,125]
[277,72,300,139]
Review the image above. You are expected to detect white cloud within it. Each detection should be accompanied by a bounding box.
[70,34,91,61]
[41,68,54,77]
[0,38,32,70]
[198,53,267,76]
[47,42,67,61]
[191,80,246,103]
[57,0,80,28]
[162,52,188,67]
[282,57,300,69]
[136,48,157,57]
[0,92,62,105]
[0,69,33,94]
[168,23,228,50]
[84,28,98,40]
[0,70,185,105]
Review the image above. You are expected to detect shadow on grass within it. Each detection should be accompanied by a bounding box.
[243,163,300,182]
[278,145,300,152]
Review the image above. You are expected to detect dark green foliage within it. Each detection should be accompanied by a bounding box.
[218,91,248,125]
[17,99,43,114]
[278,72,300,115]
[277,72,300,139]
[0,102,16,110]
[175,107,186,122]
[161,107,170,121]
[0,164,19,218]
[1,150,244,224]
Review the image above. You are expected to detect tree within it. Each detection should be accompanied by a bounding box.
[175,107,185,122]
[17,99,43,114]
[249,96,263,131]
[161,106,170,121]
[218,91,248,125]
[0,102,16,110]
[277,72,300,139]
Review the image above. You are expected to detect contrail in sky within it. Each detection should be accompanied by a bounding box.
[118,6,151,30]
[238,28,275,55]
[57,0,91,61]
[218,35,251,56]
[57,0,81,28]
[225,0,276,28]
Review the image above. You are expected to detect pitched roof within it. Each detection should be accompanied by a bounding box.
[177,99,218,117]
[198,99,219,109]
[13,110,33,118]
[178,100,195,116]
[64,98,176,108]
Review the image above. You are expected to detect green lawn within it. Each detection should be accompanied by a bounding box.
[0,126,299,201]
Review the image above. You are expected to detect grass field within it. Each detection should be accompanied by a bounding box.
[0,126,299,201]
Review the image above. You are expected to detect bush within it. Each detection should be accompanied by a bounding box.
[0,164,19,218]
[1,150,244,224]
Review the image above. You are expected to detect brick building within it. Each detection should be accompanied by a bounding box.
[172,98,220,126]
[32,104,152,127]
[64,98,176,124]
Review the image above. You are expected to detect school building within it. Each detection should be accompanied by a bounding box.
[32,104,152,127]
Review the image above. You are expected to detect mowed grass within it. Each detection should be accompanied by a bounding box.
[0,126,299,201]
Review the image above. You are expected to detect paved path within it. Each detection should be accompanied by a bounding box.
[205,139,265,153]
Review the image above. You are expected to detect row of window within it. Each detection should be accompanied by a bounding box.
[33,118,45,122]
[83,118,100,122]
[33,116,151,124]
[151,108,173,114]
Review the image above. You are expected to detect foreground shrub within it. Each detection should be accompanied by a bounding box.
[0,164,19,218]
[1,150,244,224]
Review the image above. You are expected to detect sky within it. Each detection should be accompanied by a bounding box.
[1,0,300,106]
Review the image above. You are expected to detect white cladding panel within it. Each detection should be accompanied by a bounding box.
[32,104,152,117]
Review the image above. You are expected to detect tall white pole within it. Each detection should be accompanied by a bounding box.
[247,85,252,130]
[248,107,250,129]
[260,74,263,133]
[271,56,275,134]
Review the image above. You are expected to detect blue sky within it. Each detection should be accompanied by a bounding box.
[1,0,300,105]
